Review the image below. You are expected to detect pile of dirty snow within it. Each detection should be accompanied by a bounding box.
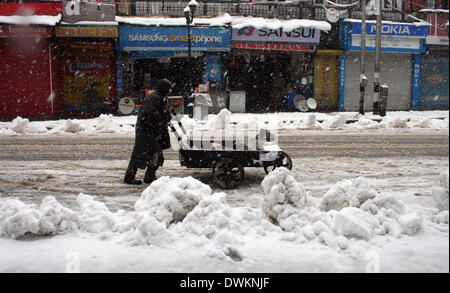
[0,169,448,258]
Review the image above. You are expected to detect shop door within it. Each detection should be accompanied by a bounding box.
[314,51,340,110]
[0,38,52,117]
[344,52,412,111]
[419,50,449,110]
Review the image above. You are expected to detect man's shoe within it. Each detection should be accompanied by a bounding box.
[143,177,156,184]
[124,178,142,185]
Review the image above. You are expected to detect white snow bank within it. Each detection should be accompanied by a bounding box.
[0,171,445,260]
[9,117,30,134]
[0,199,40,239]
[260,168,425,241]
[39,196,79,235]
[333,207,379,240]
[399,213,423,236]
[321,113,349,129]
[0,111,448,137]
[320,177,378,211]
[135,176,212,227]
[432,171,449,211]
[63,119,84,133]
[261,167,309,224]
[76,193,119,233]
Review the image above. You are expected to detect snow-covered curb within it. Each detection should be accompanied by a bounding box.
[0,111,448,136]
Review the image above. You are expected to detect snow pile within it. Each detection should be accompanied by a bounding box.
[130,176,214,245]
[356,116,384,130]
[0,111,448,137]
[322,113,348,129]
[432,171,449,211]
[210,108,231,130]
[261,167,312,231]
[0,199,40,238]
[135,176,211,227]
[399,213,423,236]
[76,193,119,233]
[0,196,80,238]
[333,207,379,240]
[320,177,378,211]
[9,117,30,134]
[39,196,79,235]
[409,117,432,128]
[0,170,445,260]
[259,168,426,243]
[387,117,408,128]
[63,119,84,133]
[94,114,124,133]
[302,114,318,129]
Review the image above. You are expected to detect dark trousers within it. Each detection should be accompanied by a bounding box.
[124,151,164,183]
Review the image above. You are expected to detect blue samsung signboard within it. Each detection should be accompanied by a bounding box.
[339,20,429,53]
[119,26,231,52]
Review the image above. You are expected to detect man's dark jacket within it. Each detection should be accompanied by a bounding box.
[129,88,171,169]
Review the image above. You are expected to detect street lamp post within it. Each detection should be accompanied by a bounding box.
[184,1,198,118]
[184,0,198,58]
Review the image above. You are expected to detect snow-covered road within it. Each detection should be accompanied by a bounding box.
[0,111,448,273]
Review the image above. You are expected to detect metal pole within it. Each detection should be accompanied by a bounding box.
[360,0,367,115]
[373,0,382,115]
[187,20,192,58]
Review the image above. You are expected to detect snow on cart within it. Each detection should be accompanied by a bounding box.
[169,109,292,189]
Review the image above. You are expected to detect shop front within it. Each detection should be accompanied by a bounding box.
[339,20,429,111]
[418,10,449,110]
[0,23,59,118]
[55,25,118,115]
[117,25,231,111]
[229,26,322,112]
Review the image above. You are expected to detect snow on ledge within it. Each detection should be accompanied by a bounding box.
[0,14,61,26]
[231,16,331,31]
[60,21,118,26]
[116,13,332,31]
[343,18,431,26]
[419,9,449,13]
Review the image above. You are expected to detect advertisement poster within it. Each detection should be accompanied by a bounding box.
[231,27,320,44]
[62,44,113,112]
[119,26,231,52]
[314,54,339,109]
[419,50,449,109]
[207,54,221,83]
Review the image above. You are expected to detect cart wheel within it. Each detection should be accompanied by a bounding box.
[264,152,293,175]
[213,158,245,189]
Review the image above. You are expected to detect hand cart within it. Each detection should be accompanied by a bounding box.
[168,110,293,189]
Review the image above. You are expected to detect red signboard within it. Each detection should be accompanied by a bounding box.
[0,2,62,16]
[0,24,52,38]
[424,11,449,45]
[231,42,315,52]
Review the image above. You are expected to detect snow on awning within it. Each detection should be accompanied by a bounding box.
[231,16,331,32]
[343,18,431,27]
[419,9,449,13]
[115,14,232,27]
[116,13,331,32]
[60,21,118,26]
[0,14,61,26]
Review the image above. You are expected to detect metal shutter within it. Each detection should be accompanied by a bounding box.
[0,38,52,117]
[344,52,412,111]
